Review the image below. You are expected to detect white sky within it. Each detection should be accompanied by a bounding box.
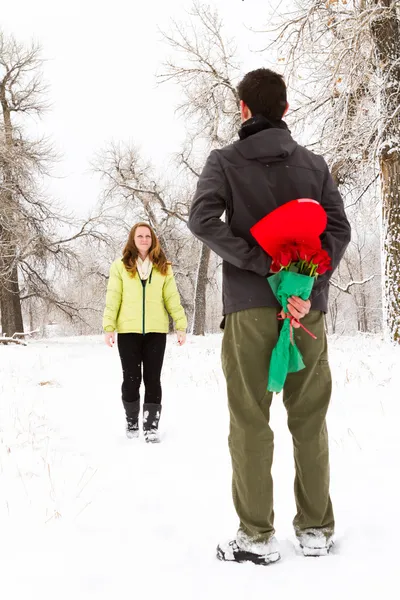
[2,0,281,216]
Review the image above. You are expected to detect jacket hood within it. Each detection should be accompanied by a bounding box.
[234,128,298,163]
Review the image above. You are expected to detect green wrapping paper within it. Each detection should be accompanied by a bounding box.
[267,270,315,392]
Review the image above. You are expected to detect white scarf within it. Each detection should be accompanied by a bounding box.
[137,256,153,280]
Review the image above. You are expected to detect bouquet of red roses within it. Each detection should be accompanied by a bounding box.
[269,242,331,277]
[250,199,331,393]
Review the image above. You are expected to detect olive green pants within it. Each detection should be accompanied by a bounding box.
[221,307,334,542]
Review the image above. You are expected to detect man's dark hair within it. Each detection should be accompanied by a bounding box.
[237,68,287,120]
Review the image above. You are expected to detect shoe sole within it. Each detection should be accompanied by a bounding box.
[216,545,281,566]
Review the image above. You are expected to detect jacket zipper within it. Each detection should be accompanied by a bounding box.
[142,268,153,335]
[142,279,146,335]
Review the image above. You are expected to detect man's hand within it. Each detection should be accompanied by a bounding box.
[104,332,115,347]
[280,297,311,329]
[287,297,311,326]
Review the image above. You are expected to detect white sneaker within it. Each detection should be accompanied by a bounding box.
[126,428,139,439]
[297,529,334,557]
[217,532,280,566]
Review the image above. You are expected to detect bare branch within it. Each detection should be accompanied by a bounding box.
[330,274,375,294]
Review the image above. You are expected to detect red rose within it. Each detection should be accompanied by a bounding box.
[283,242,299,264]
[277,250,292,267]
[298,244,317,262]
[270,261,281,273]
[316,262,332,275]
[313,249,331,275]
[289,243,300,261]
[272,244,293,268]
[312,249,330,264]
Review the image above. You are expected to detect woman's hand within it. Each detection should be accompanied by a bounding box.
[104,332,115,347]
[177,331,186,346]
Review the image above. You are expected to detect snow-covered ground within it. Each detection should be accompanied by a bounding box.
[1,333,399,599]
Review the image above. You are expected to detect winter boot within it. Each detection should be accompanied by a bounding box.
[143,403,161,444]
[297,529,334,557]
[123,400,140,439]
[217,531,280,566]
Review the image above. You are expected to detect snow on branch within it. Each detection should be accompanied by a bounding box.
[330,274,375,294]
[1,330,41,345]
[12,330,40,338]
[0,336,27,346]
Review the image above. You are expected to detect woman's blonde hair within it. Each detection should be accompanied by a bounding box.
[122,222,169,276]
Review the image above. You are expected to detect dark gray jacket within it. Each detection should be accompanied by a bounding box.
[188,127,351,315]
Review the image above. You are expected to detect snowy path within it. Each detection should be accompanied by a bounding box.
[1,334,399,599]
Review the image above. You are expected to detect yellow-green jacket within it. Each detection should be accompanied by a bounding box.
[103,259,187,334]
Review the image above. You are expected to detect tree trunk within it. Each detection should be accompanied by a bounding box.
[371,1,400,342]
[357,250,369,333]
[0,227,24,337]
[329,297,338,334]
[192,243,211,336]
[29,301,34,333]
[0,71,24,337]
[380,154,400,342]
[0,264,24,336]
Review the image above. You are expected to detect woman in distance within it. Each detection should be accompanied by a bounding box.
[103,223,187,443]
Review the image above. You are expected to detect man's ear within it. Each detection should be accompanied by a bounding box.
[240,100,252,121]
[283,102,289,117]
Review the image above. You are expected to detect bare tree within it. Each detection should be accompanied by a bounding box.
[0,32,113,337]
[93,141,198,327]
[0,34,47,336]
[370,1,400,342]
[260,0,400,341]
[94,141,190,243]
[159,1,242,335]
